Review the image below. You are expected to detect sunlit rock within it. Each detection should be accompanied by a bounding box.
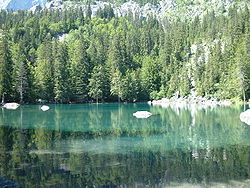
[30,4,42,13]
[240,109,250,125]
[41,105,50,111]
[150,95,232,111]
[219,100,232,106]
[45,0,64,9]
[57,33,68,42]
[3,102,20,110]
[133,111,152,118]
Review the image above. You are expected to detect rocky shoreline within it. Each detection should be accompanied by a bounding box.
[148,96,232,109]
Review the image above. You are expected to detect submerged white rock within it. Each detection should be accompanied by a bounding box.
[240,109,250,125]
[3,102,20,110]
[41,105,50,111]
[29,150,66,155]
[133,111,152,119]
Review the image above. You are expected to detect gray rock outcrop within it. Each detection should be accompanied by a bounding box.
[30,4,42,12]
[41,0,248,22]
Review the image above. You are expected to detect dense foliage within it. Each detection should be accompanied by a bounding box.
[0,5,249,103]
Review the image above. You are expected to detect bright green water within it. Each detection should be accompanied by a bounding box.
[0,103,250,187]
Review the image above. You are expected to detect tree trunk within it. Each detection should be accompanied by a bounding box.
[1,92,5,104]
[243,87,246,111]
[20,80,23,104]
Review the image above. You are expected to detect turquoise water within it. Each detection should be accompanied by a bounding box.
[0,103,250,187]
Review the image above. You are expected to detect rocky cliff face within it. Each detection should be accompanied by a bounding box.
[0,0,11,9]
[43,0,248,21]
[0,0,248,21]
[0,0,46,10]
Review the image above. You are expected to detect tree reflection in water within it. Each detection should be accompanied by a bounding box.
[0,104,249,187]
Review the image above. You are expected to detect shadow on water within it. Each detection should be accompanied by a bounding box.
[0,104,250,187]
[0,177,18,187]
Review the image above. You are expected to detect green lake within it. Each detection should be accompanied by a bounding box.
[0,103,250,187]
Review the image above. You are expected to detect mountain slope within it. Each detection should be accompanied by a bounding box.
[44,0,248,21]
[0,0,46,10]
[0,0,248,21]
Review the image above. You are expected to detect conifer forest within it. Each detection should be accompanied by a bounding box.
[0,2,249,104]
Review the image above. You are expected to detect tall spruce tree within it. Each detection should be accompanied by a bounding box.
[86,3,92,19]
[0,32,13,103]
[88,65,110,103]
[35,39,55,102]
[11,43,28,103]
[53,41,70,103]
[140,56,161,99]
[69,37,91,102]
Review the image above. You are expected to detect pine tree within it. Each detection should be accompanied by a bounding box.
[110,69,122,102]
[108,33,130,74]
[69,37,91,102]
[167,70,179,97]
[11,43,28,103]
[88,65,110,103]
[53,41,70,103]
[86,3,92,19]
[140,56,161,98]
[119,70,141,102]
[35,40,55,102]
[179,68,191,96]
[96,5,115,19]
[235,35,250,101]
[0,32,13,103]
[203,42,223,96]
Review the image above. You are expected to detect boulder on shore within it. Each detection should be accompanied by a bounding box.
[41,105,50,111]
[3,103,20,110]
[240,109,250,125]
[150,96,232,109]
[133,111,152,118]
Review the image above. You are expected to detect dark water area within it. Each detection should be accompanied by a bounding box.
[0,103,250,187]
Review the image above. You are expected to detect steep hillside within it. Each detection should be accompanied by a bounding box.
[0,0,46,10]
[0,1,249,103]
[0,0,248,22]
[44,0,248,21]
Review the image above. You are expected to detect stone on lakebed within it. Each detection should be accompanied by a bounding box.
[3,103,20,110]
[133,111,152,118]
[41,105,50,111]
[240,109,250,125]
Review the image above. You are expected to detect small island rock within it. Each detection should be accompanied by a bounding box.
[41,105,50,111]
[133,111,152,118]
[3,103,20,110]
[240,109,250,125]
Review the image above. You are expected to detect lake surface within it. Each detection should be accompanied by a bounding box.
[0,103,250,187]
